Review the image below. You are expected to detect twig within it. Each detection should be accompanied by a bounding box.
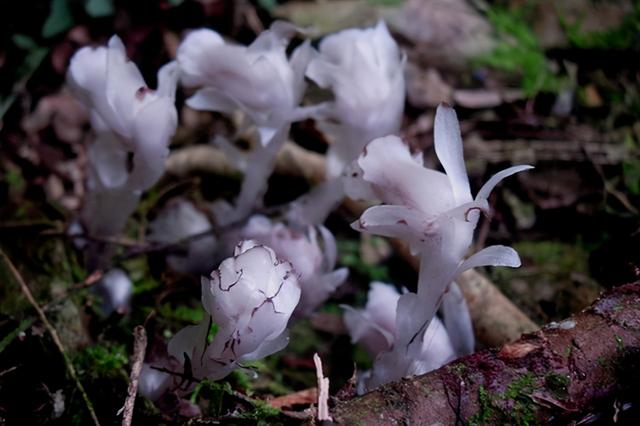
[313,353,332,422]
[120,325,147,426]
[0,249,101,426]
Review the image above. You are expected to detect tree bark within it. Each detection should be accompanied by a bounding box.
[331,282,640,425]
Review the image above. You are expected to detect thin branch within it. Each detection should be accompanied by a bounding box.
[0,249,101,426]
[120,325,147,426]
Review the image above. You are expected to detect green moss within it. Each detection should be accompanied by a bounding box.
[562,3,640,50]
[74,344,128,379]
[337,239,390,282]
[544,372,569,398]
[468,385,498,425]
[235,400,282,421]
[157,302,204,324]
[468,374,541,425]
[476,5,567,96]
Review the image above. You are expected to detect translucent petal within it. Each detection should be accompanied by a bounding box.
[456,245,521,275]
[434,104,472,204]
[441,282,475,355]
[476,165,534,201]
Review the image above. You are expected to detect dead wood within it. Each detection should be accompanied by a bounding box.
[331,282,640,425]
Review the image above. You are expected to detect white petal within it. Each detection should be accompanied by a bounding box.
[240,331,290,362]
[434,104,472,204]
[420,317,457,370]
[352,205,430,248]
[87,131,128,188]
[128,97,176,190]
[455,245,521,275]
[358,136,455,215]
[342,305,394,355]
[441,282,475,355]
[105,35,147,137]
[167,317,210,371]
[476,165,534,201]
[186,87,238,113]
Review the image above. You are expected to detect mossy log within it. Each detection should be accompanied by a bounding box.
[331,282,640,425]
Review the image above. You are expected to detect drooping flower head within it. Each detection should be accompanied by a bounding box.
[306,20,405,176]
[178,21,312,145]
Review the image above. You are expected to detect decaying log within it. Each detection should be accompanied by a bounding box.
[331,282,640,425]
[165,143,537,347]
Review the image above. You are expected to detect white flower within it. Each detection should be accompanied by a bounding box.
[306,20,405,176]
[68,35,178,190]
[345,103,531,328]
[178,21,312,145]
[344,104,531,389]
[95,268,133,315]
[67,35,178,240]
[240,215,348,315]
[148,199,217,274]
[342,282,456,392]
[168,240,301,381]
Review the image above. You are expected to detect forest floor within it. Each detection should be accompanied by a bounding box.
[0,0,639,424]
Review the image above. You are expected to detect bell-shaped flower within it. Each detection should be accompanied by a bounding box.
[178,21,312,145]
[167,240,301,381]
[344,104,531,386]
[148,199,217,274]
[342,282,456,393]
[239,215,348,316]
[306,20,405,177]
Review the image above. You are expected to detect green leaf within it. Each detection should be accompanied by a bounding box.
[85,0,114,18]
[42,0,74,38]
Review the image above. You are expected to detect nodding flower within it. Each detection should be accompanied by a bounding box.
[177,21,313,146]
[306,20,405,177]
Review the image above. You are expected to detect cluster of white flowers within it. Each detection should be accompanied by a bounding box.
[342,104,531,391]
[66,18,530,403]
